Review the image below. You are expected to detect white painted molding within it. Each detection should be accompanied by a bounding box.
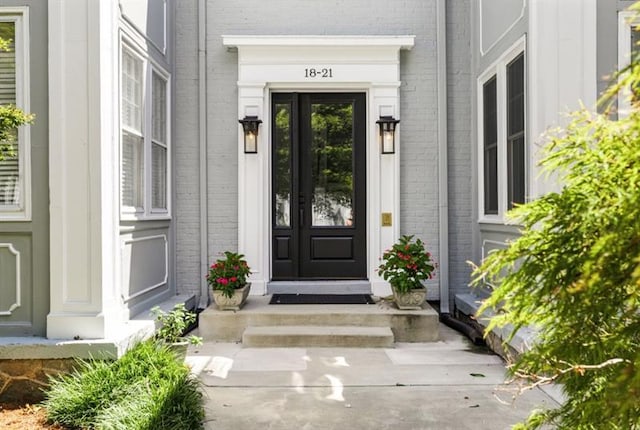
[0,243,21,316]
[223,35,415,49]
[481,239,507,260]
[120,234,168,302]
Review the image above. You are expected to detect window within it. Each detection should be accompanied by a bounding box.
[0,11,30,220]
[478,39,526,221]
[120,42,169,218]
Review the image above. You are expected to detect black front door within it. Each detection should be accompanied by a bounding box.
[272,93,366,280]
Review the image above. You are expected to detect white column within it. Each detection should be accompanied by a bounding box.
[47,0,120,339]
[237,82,268,295]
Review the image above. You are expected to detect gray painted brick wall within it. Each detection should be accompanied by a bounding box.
[174,1,474,300]
[446,0,473,299]
[174,0,201,297]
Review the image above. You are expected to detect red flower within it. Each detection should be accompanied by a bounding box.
[231,276,238,282]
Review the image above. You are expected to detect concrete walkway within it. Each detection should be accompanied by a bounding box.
[187,325,560,430]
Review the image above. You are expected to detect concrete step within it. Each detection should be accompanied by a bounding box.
[199,296,439,343]
[242,325,395,348]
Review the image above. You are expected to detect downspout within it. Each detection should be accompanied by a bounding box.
[198,0,209,309]
[436,0,450,314]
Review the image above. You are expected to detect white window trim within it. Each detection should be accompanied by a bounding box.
[477,36,526,224]
[618,11,639,118]
[0,8,31,221]
[119,33,171,221]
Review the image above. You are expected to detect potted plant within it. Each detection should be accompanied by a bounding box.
[377,235,435,310]
[151,303,202,359]
[207,251,251,310]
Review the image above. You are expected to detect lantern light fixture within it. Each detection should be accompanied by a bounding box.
[376,115,400,154]
[239,115,262,153]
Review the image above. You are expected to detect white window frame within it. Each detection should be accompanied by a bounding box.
[119,33,171,221]
[477,36,526,224]
[0,8,30,221]
[618,11,639,118]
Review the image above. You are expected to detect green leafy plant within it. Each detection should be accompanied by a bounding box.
[44,340,204,429]
[207,251,251,298]
[151,303,202,346]
[378,235,435,294]
[470,44,640,430]
[0,37,33,162]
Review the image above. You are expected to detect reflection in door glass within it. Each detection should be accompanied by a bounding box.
[274,103,291,227]
[311,102,354,227]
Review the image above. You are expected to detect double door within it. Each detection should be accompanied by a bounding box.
[271,93,366,280]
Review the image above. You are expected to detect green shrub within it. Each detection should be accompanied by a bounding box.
[471,45,640,430]
[44,340,204,429]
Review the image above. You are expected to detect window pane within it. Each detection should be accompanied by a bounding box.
[507,54,525,136]
[152,72,166,143]
[152,143,167,210]
[507,53,525,209]
[274,102,291,227]
[0,22,16,105]
[632,27,640,57]
[483,76,498,215]
[0,21,19,207]
[508,135,525,209]
[121,49,143,132]
[0,140,18,206]
[121,131,144,208]
[311,102,354,227]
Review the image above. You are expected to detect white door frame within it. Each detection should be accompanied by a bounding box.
[223,35,415,297]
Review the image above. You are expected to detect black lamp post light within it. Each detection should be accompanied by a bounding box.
[239,115,262,154]
[376,115,400,154]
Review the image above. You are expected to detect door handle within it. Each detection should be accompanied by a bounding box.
[299,207,304,227]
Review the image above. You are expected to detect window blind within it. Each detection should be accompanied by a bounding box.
[0,21,19,207]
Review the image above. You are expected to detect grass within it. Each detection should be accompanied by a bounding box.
[43,340,204,429]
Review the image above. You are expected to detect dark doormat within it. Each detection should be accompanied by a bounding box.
[269,294,375,305]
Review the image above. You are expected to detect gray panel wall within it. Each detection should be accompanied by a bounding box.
[119,0,177,317]
[0,0,49,336]
[174,1,475,296]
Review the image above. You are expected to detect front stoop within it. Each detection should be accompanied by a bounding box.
[199,296,439,346]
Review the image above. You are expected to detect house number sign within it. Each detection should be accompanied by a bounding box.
[304,68,333,78]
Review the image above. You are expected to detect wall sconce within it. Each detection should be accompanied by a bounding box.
[376,116,400,154]
[239,116,262,153]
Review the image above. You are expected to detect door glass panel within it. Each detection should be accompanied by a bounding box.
[274,103,291,227]
[310,102,354,227]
